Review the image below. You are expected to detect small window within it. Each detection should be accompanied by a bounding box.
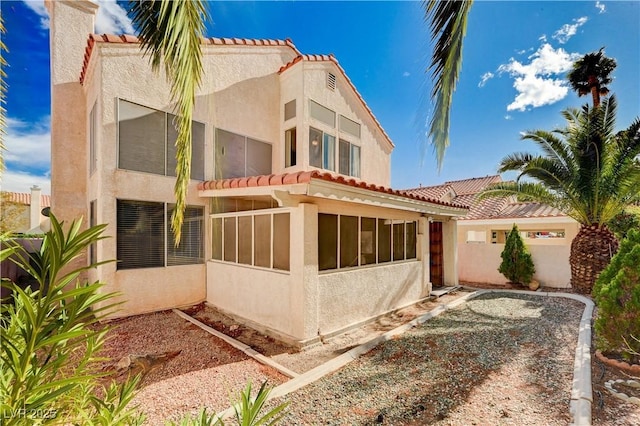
[318,214,338,271]
[406,222,417,259]
[467,230,487,243]
[339,139,360,177]
[167,205,204,265]
[309,127,323,168]
[378,219,391,263]
[310,127,336,171]
[284,100,296,121]
[238,216,253,265]
[116,200,165,270]
[393,221,405,261]
[212,217,223,260]
[339,115,360,138]
[254,215,271,268]
[215,128,272,179]
[309,100,335,128]
[323,133,336,171]
[223,217,237,263]
[360,217,377,265]
[340,215,358,268]
[285,128,297,167]
[327,72,336,91]
[273,213,290,271]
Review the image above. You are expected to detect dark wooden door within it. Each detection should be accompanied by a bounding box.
[429,221,444,287]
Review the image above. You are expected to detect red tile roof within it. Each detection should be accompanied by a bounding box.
[278,54,394,148]
[3,192,51,208]
[80,34,301,84]
[406,175,568,220]
[198,171,468,210]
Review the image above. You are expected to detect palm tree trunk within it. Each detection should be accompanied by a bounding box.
[589,75,600,108]
[569,224,618,294]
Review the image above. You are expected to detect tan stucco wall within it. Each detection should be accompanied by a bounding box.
[457,218,578,288]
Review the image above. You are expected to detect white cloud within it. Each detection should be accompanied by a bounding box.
[539,34,547,43]
[1,170,51,194]
[4,117,51,170]
[498,43,581,111]
[20,0,135,35]
[95,0,135,35]
[22,0,49,30]
[596,1,606,14]
[478,72,494,88]
[552,17,588,44]
[504,115,513,120]
[402,71,410,77]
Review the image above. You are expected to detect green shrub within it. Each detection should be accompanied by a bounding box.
[608,209,640,240]
[0,215,143,425]
[593,229,640,362]
[498,224,535,285]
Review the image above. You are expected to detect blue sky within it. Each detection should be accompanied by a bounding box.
[2,0,639,195]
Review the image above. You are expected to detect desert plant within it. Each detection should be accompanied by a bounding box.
[168,381,287,426]
[0,214,144,425]
[498,224,535,285]
[593,229,640,362]
[608,209,640,240]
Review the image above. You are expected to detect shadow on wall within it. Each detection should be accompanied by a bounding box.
[1,238,44,299]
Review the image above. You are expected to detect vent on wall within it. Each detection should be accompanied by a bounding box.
[327,72,336,90]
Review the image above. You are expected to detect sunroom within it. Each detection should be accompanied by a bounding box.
[199,171,467,347]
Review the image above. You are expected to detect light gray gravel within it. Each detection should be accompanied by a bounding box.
[274,292,584,425]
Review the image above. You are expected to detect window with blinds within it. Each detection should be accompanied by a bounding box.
[214,128,273,179]
[117,99,205,180]
[117,200,203,270]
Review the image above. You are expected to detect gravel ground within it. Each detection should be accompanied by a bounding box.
[273,292,585,425]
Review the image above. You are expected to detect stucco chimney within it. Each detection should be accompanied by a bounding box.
[30,185,42,230]
[45,0,98,225]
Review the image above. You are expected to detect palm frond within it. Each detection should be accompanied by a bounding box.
[128,0,209,245]
[423,0,474,168]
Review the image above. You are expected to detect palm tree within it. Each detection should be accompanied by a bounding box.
[423,0,474,168]
[479,96,640,294]
[568,48,617,108]
[128,0,209,245]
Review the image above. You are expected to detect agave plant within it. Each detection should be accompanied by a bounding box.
[480,96,640,294]
[0,215,143,425]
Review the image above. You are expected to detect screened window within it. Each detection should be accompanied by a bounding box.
[117,200,203,270]
[339,115,361,138]
[214,128,272,179]
[309,100,335,127]
[211,211,290,271]
[319,214,417,271]
[339,139,361,177]
[117,99,204,179]
[284,99,296,121]
[285,128,297,167]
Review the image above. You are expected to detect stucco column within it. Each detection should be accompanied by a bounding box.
[289,203,319,341]
[418,216,431,296]
[442,218,459,286]
[46,0,97,226]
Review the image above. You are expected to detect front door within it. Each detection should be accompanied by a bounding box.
[429,221,444,287]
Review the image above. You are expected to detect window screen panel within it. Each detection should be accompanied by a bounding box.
[393,222,405,261]
[284,99,296,121]
[167,115,205,180]
[351,145,361,178]
[212,217,223,260]
[339,115,361,138]
[318,214,338,270]
[223,217,237,262]
[309,100,335,127]
[254,214,271,268]
[273,213,290,271]
[215,129,246,179]
[340,215,358,268]
[378,219,391,263]
[246,138,272,177]
[167,205,204,265]
[238,216,253,265]
[339,139,350,176]
[118,100,166,174]
[406,221,417,259]
[360,217,376,265]
[309,127,323,168]
[285,128,297,167]
[117,200,165,269]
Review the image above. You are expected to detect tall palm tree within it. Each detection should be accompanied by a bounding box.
[479,96,640,294]
[568,48,617,108]
[423,0,474,168]
[128,0,209,245]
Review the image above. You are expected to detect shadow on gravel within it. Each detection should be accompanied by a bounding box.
[280,292,584,425]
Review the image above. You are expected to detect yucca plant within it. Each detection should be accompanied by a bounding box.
[480,96,640,294]
[0,214,143,425]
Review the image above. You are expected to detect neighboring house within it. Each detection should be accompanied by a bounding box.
[0,185,50,235]
[47,1,468,347]
[407,175,580,288]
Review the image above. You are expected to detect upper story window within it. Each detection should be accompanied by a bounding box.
[214,128,272,179]
[309,100,335,128]
[284,99,296,121]
[117,99,205,180]
[309,127,335,171]
[339,139,360,178]
[339,115,360,138]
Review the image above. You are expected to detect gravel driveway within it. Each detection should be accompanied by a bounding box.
[274,292,584,425]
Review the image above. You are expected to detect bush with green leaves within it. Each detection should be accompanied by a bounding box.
[0,215,144,425]
[608,209,640,240]
[593,229,640,362]
[498,224,536,285]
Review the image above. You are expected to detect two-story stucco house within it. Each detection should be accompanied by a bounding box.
[47,0,468,347]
